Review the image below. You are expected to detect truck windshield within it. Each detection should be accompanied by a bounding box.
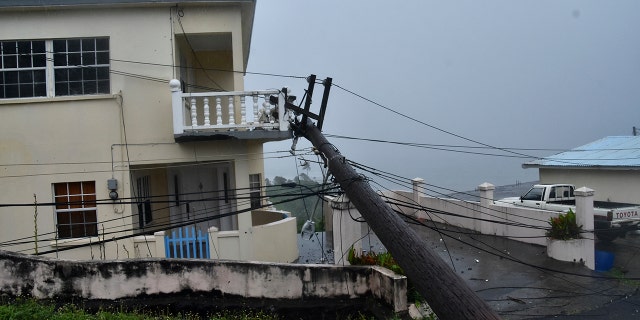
[522,187,544,201]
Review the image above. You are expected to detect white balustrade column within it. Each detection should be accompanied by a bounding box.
[216,97,222,125]
[575,187,595,270]
[228,96,236,125]
[262,94,270,122]
[190,98,197,127]
[240,96,246,125]
[252,95,259,124]
[203,97,210,126]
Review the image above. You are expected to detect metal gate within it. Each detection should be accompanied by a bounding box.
[164,227,210,259]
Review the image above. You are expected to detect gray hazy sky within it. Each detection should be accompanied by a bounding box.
[244,1,640,193]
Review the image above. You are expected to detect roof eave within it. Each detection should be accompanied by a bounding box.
[524,164,640,171]
[0,0,255,11]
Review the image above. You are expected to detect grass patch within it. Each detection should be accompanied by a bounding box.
[0,298,281,320]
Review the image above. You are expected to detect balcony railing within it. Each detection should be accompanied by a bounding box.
[170,79,291,141]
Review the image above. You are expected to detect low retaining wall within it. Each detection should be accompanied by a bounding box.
[0,250,407,316]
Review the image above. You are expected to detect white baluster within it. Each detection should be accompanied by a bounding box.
[216,97,222,125]
[262,94,270,122]
[228,96,235,125]
[203,97,210,126]
[190,98,197,127]
[252,95,259,124]
[240,96,246,125]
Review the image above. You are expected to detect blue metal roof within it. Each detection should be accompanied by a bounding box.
[523,136,640,169]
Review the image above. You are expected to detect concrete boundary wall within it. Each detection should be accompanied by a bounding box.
[383,181,596,270]
[0,250,407,314]
[388,189,556,246]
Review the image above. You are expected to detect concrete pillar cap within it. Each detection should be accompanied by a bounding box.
[575,187,595,196]
[478,182,495,191]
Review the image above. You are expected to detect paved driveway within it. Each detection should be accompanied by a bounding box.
[297,220,640,319]
[409,223,640,319]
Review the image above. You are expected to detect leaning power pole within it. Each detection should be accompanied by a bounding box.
[284,75,500,320]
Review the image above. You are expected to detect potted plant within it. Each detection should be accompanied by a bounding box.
[546,208,582,240]
[546,209,586,263]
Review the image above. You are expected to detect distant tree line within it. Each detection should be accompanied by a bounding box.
[265,173,325,232]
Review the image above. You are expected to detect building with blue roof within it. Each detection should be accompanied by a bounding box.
[523,136,640,204]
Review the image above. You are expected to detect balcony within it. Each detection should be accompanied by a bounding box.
[134,208,299,263]
[170,79,292,142]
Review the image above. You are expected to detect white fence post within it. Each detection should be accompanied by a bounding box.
[478,182,496,234]
[331,195,362,265]
[575,187,595,270]
[411,178,425,204]
[411,178,428,220]
[153,231,166,258]
[208,226,220,259]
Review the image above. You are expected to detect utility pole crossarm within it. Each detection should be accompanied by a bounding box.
[302,121,500,320]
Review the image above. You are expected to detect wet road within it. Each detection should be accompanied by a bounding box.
[298,226,640,319]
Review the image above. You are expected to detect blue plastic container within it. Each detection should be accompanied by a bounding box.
[595,250,615,272]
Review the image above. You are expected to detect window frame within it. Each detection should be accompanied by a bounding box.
[1,37,110,99]
[249,173,262,209]
[53,181,98,239]
[136,175,153,228]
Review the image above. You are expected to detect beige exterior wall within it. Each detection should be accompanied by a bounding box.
[0,2,276,260]
[539,168,640,204]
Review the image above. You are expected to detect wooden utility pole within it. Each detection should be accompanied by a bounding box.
[302,121,500,320]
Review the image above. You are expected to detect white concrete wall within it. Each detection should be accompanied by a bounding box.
[146,214,298,263]
[251,217,299,263]
[0,249,407,314]
[385,187,557,246]
[337,180,596,270]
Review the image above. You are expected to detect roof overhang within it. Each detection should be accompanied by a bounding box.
[523,164,640,171]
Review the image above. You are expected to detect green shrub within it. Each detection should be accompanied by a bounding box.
[347,247,404,274]
[546,208,583,240]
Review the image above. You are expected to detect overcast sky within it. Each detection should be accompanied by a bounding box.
[244,1,640,193]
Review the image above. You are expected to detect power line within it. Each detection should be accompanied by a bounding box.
[0,148,312,179]
[326,133,640,160]
[0,148,301,167]
[31,188,328,256]
[348,159,550,224]
[109,57,307,80]
[329,82,609,168]
[2,182,341,252]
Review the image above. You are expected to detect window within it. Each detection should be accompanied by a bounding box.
[53,181,98,238]
[1,37,109,99]
[249,174,261,209]
[0,40,46,98]
[136,176,152,228]
[521,187,544,201]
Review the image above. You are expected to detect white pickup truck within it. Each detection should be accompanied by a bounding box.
[496,184,640,241]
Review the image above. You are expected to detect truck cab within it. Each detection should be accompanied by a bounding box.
[520,184,575,209]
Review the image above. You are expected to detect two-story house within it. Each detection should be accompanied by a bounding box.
[0,0,298,262]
